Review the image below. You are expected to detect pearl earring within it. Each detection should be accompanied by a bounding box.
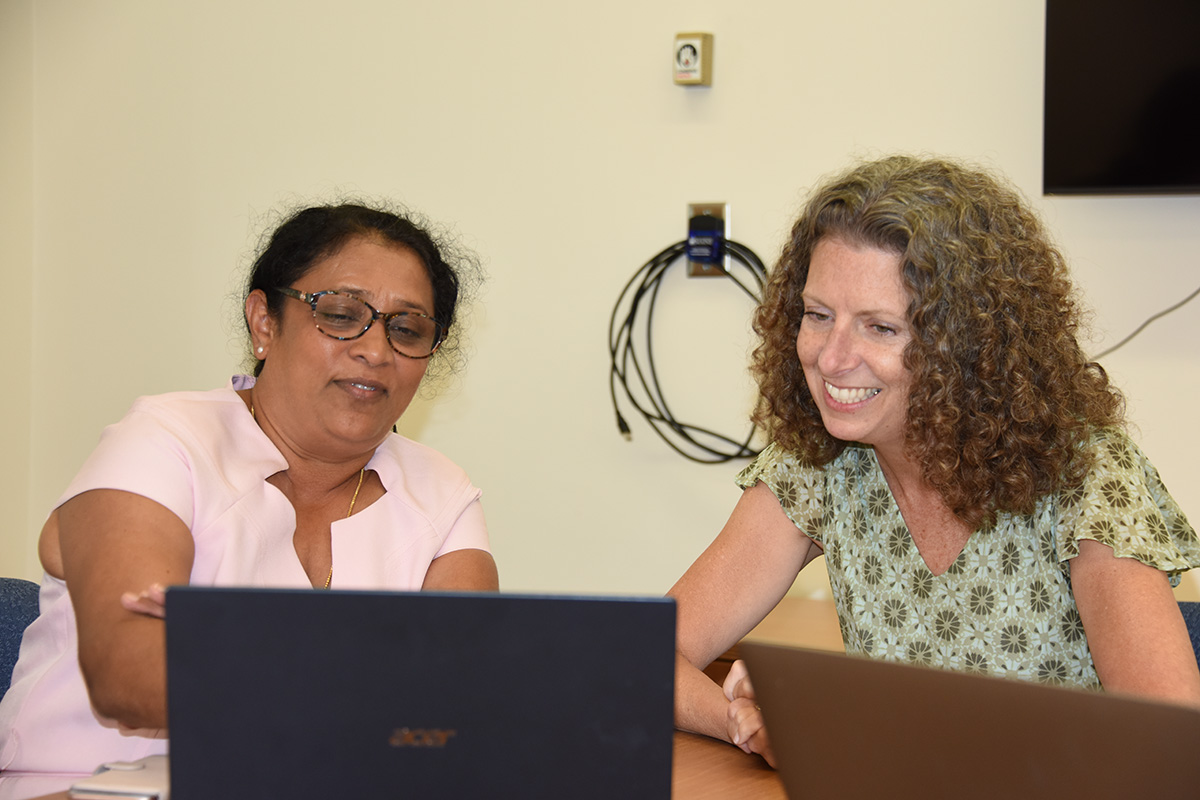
[257,347,264,354]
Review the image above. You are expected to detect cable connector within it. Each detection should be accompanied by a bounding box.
[616,413,632,441]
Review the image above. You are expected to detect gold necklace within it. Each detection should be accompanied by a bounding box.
[250,401,365,590]
[326,467,365,589]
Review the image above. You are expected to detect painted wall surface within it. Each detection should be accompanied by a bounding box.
[2,0,35,580]
[5,1,1199,601]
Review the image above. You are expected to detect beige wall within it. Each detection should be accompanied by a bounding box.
[2,0,34,579]
[5,1,1199,600]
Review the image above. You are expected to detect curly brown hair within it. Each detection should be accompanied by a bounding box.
[752,155,1124,529]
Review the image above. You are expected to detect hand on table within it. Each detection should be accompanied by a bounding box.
[120,583,168,619]
[722,658,777,768]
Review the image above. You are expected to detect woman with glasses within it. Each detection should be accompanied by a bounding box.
[0,203,498,792]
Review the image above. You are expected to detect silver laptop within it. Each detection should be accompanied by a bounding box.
[741,640,1200,799]
[165,588,675,799]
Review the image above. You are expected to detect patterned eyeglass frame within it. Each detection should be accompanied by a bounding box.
[274,287,445,359]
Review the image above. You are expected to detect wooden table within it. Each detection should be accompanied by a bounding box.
[25,732,791,800]
[672,730,785,798]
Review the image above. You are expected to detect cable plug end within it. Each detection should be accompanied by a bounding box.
[616,414,632,442]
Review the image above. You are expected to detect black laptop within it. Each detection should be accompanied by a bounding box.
[165,588,676,799]
[741,640,1200,799]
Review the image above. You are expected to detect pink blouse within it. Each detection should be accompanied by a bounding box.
[0,379,489,787]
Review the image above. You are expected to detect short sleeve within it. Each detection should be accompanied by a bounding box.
[56,399,197,529]
[1056,430,1200,587]
[735,442,827,545]
[433,495,490,558]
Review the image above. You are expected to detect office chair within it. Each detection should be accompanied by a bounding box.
[0,577,40,699]
[1181,601,1200,668]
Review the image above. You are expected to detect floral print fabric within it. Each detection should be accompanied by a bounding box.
[736,429,1200,689]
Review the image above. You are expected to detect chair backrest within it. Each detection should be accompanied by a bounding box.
[1181,601,1200,667]
[0,577,41,699]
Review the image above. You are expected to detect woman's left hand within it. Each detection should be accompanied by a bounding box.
[120,583,168,619]
[723,659,776,767]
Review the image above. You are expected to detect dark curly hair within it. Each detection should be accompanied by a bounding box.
[751,155,1125,529]
[243,201,481,382]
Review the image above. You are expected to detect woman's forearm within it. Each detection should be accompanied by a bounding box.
[673,651,732,742]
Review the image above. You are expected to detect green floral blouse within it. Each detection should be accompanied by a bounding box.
[736,429,1200,689]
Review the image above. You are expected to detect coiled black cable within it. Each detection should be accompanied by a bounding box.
[1091,283,1200,360]
[609,239,769,463]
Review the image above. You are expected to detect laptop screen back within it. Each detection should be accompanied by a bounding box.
[166,588,675,800]
[741,640,1200,800]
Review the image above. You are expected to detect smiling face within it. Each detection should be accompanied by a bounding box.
[796,237,914,458]
[248,234,435,461]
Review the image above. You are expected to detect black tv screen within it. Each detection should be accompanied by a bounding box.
[1043,0,1200,195]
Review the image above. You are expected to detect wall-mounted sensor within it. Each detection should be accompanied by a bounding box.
[674,33,713,86]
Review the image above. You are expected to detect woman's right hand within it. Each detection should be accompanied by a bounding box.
[723,659,776,767]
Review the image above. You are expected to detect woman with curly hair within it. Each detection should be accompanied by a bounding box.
[669,155,1200,766]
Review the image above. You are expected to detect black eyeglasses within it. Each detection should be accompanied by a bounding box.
[275,287,445,359]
